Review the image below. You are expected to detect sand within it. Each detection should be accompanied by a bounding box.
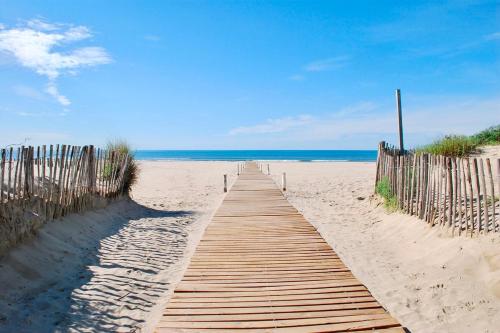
[473,145,500,161]
[0,160,499,333]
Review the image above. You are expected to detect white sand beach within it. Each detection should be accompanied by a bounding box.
[0,160,499,333]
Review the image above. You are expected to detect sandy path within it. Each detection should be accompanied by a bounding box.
[0,161,237,333]
[268,161,500,333]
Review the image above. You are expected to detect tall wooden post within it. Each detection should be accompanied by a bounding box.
[267,164,270,175]
[396,89,404,153]
[224,174,227,193]
[282,172,287,191]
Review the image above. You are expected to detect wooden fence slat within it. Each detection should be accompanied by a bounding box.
[465,158,474,236]
[479,159,489,233]
[36,146,41,197]
[409,154,417,215]
[41,146,46,201]
[7,148,13,201]
[460,159,469,236]
[485,159,496,232]
[18,147,25,198]
[451,158,457,235]
[472,158,482,234]
[1,149,5,202]
[455,158,463,236]
[427,155,435,224]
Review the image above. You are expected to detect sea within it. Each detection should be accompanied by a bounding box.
[133,150,377,162]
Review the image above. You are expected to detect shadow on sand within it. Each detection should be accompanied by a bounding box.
[56,200,196,332]
[1,199,197,333]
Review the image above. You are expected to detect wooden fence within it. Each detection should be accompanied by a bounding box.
[375,142,499,236]
[0,144,131,253]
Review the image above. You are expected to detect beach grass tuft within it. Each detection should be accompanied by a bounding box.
[375,176,398,212]
[106,140,138,194]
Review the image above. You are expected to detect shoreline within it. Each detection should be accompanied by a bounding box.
[135,159,375,162]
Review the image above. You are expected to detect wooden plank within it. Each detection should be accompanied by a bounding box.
[155,162,403,332]
[162,308,386,322]
[156,314,397,329]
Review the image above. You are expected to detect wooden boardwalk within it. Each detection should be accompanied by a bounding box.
[156,163,404,332]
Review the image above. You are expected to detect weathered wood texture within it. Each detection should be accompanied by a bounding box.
[156,162,404,333]
[0,144,131,254]
[375,142,500,236]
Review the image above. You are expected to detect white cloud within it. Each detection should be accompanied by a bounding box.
[229,115,314,135]
[25,18,59,31]
[304,56,349,72]
[0,18,111,106]
[45,82,70,106]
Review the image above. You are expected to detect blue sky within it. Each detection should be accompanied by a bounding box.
[0,0,498,149]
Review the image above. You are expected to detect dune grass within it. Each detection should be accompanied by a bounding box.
[471,125,500,145]
[416,135,478,157]
[417,125,499,157]
[106,140,138,194]
[375,176,398,212]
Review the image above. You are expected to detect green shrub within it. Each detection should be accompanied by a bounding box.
[471,125,500,145]
[375,176,392,199]
[375,176,398,211]
[416,135,478,157]
[106,140,138,194]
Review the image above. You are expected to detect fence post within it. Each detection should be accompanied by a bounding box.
[396,89,404,153]
[224,174,227,193]
[267,164,270,175]
[282,172,286,191]
[0,149,5,202]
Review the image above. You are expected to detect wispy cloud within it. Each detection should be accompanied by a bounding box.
[289,56,349,81]
[227,97,500,148]
[304,56,349,72]
[13,84,45,100]
[335,101,377,116]
[144,34,161,42]
[229,115,314,135]
[16,110,69,117]
[289,74,305,81]
[45,82,70,106]
[0,18,111,106]
[484,32,500,41]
